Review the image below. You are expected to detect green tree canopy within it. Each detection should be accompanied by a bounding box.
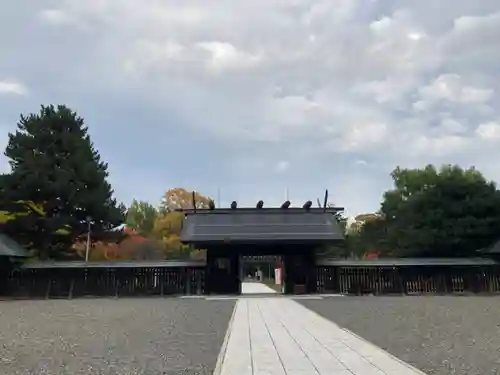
[1,104,125,259]
[379,164,500,257]
[125,199,158,234]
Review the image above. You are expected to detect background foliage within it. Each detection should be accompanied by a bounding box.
[2,105,500,260]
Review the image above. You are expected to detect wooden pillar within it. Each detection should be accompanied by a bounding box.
[283,254,293,294]
[305,250,317,294]
[186,268,192,295]
[229,250,240,295]
[0,257,11,296]
[205,246,240,295]
[205,248,215,295]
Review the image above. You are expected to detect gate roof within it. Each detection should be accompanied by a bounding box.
[178,208,345,245]
[0,233,29,257]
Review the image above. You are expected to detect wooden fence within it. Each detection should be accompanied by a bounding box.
[316,258,500,295]
[3,258,500,299]
[2,260,206,299]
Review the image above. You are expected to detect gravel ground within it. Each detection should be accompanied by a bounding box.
[0,298,235,375]
[299,296,500,375]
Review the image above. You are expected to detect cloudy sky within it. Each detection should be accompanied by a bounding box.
[1,0,500,217]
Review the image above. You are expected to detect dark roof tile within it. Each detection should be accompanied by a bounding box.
[180,211,344,244]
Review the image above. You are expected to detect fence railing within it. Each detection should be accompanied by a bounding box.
[2,260,206,299]
[3,258,500,299]
[315,258,500,295]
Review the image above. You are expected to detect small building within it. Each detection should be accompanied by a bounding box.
[0,233,29,294]
[478,240,500,262]
[0,233,29,259]
[179,204,345,294]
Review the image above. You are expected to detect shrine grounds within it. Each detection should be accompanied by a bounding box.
[0,298,235,375]
[1,295,499,375]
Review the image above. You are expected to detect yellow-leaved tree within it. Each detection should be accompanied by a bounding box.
[153,188,213,260]
[161,188,212,212]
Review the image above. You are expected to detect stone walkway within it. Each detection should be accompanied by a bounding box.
[241,281,279,294]
[217,284,427,375]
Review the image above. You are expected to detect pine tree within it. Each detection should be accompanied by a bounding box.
[2,105,125,259]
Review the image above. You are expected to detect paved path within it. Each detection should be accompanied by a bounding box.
[241,282,278,294]
[218,297,427,375]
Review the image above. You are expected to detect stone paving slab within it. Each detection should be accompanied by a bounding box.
[218,297,427,375]
[241,282,278,294]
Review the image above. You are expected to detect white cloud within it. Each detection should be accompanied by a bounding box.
[195,41,263,74]
[0,80,28,95]
[476,122,500,140]
[442,12,500,62]
[439,118,467,135]
[341,123,389,152]
[418,74,493,105]
[39,9,72,26]
[412,135,470,157]
[0,0,499,217]
[353,76,419,104]
[276,161,290,173]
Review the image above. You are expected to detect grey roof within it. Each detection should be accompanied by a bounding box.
[180,210,345,244]
[479,240,500,254]
[316,257,498,267]
[22,260,206,269]
[0,234,29,257]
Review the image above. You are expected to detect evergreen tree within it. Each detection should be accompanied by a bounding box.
[2,105,125,259]
[381,165,500,257]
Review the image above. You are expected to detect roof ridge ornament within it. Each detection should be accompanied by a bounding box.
[208,200,215,210]
[191,191,197,213]
[281,200,290,209]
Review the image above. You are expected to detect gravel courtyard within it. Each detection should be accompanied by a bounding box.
[0,298,235,375]
[299,296,500,375]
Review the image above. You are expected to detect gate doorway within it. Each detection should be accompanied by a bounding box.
[240,255,283,295]
[177,200,345,296]
[204,244,318,295]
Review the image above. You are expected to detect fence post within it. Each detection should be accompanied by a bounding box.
[356,269,361,296]
[447,272,452,294]
[114,269,119,298]
[336,267,341,294]
[197,270,202,295]
[68,278,74,299]
[186,268,192,295]
[45,278,52,299]
[160,268,164,297]
[398,267,405,295]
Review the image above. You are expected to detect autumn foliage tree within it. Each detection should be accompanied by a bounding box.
[125,200,158,234]
[73,188,214,261]
[151,211,189,258]
[161,188,213,212]
[153,188,213,259]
